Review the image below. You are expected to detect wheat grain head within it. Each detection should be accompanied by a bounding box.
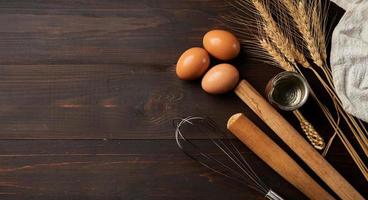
[259,38,295,71]
[281,0,325,68]
[312,3,327,62]
[251,0,310,68]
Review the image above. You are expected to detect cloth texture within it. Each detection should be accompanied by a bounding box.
[331,0,368,122]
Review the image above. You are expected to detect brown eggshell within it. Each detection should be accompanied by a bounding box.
[176,47,210,80]
[201,63,239,94]
[203,30,240,61]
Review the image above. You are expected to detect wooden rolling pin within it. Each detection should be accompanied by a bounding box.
[234,80,364,200]
[227,113,334,200]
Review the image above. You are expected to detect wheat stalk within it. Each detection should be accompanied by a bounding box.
[251,0,309,68]
[281,0,368,179]
[259,39,294,71]
[280,0,324,68]
[232,0,368,180]
[281,0,368,178]
[290,0,368,153]
[306,0,368,155]
[312,5,327,62]
[298,1,324,67]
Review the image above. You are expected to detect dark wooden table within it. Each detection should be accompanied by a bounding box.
[0,1,365,199]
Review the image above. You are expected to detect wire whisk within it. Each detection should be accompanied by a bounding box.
[174,116,284,200]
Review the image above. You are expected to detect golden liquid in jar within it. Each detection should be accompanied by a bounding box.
[271,76,305,108]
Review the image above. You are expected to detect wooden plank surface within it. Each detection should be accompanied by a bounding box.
[0,0,365,199]
[0,140,308,200]
[0,0,274,139]
[0,140,365,199]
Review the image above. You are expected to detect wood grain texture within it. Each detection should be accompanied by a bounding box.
[0,0,257,139]
[0,0,365,199]
[0,140,307,200]
[227,113,334,200]
[234,80,364,199]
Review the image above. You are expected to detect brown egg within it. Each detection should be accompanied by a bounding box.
[201,63,239,94]
[176,47,210,80]
[203,30,240,61]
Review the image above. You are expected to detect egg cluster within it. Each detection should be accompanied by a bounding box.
[176,30,241,94]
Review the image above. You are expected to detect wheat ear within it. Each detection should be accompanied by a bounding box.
[251,0,309,68]
[281,0,324,68]
[259,39,294,72]
[312,5,327,62]
[298,1,324,68]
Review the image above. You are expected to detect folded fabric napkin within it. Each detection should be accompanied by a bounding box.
[331,0,368,122]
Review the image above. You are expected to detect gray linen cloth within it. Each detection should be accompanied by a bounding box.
[331,0,368,122]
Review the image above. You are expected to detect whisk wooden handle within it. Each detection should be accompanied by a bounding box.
[234,80,364,200]
[227,113,334,200]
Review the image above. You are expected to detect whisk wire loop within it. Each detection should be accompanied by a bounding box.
[174,116,284,199]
